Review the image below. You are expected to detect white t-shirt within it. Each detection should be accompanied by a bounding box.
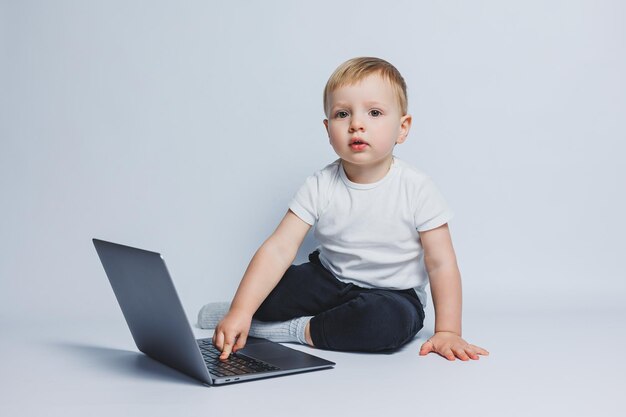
[289,157,454,308]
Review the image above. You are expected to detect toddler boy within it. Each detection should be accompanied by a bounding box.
[199,57,489,361]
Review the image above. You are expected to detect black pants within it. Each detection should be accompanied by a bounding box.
[254,251,425,352]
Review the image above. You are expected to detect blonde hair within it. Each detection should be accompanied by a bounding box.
[323,57,408,117]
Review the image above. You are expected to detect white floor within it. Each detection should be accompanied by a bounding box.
[2,304,624,417]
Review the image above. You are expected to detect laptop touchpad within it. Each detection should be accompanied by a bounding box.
[239,341,326,369]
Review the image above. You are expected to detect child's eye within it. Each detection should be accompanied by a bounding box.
[335,111,349,119]
[369,109,382,117]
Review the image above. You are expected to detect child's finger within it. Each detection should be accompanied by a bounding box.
[452,346,470,361]
[220,340,234,360]
[419,340,434,355]
[465,346,480,360]
[213,331,224,351]
[442,348,456,361]
[470,344,490,356]
[233,332,248,353]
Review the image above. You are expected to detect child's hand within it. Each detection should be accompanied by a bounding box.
[419,331,489,361]
[212,309,252,360]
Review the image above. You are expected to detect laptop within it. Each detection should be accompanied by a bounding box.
[93,238,335,386]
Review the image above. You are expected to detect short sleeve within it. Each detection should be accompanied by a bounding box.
[414,177,454,232]
[288,174,319,226]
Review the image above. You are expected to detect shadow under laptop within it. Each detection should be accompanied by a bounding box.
[50,341,200,386]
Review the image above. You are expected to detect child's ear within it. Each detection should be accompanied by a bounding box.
[323,119,330,137]
[396,114,412,144]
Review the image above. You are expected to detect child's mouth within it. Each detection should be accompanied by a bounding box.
[350,139,368,151]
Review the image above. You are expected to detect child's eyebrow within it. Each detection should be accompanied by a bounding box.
[363,101,387,108]
[329,101,349,110]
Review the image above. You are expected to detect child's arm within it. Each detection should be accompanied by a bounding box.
[418,224,489,361]
[212,210,311,359]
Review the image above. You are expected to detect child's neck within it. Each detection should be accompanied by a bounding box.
[341,157,395,184]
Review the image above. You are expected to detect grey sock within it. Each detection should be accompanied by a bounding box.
[198,303,312,346]
[249,316,312,345]
[197,302,230,329]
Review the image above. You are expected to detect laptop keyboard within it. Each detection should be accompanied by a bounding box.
[197,340,280,378]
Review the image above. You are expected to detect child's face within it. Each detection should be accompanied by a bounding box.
[324,73,411,171]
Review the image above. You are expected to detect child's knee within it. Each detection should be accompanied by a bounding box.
[363,292,424,349]
[313,292,423,352]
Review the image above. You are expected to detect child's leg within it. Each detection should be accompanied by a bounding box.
[254,251,425,352]
[308,289,425,352]
[200,251,423,351]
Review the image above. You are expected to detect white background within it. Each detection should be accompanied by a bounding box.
[1,1,625,416]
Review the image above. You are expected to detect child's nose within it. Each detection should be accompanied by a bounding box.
[349,116,365,132]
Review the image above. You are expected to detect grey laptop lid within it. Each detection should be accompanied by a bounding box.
[93,238,334,385]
